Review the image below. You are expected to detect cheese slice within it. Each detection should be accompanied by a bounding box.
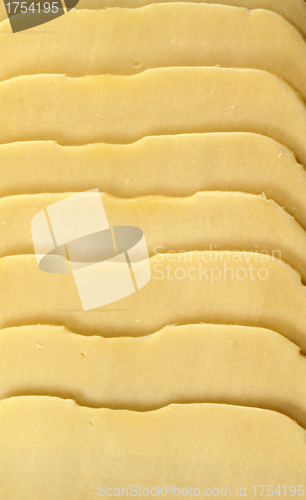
[2,134,306,229]
[1,252,306,351]
[2,191,306,282]
[1,69,306,165]
[78,0,306,39]
[1,5,306,103]
[0,397,305,499]
[1,323,306,429]
[1,0,306,38]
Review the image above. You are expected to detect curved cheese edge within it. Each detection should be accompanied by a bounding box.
[1,323,306,429]
[0,397,305,497]
[2,191,306,283]
[1,0,306,38]
[1,252,306,352]
[1,5,306,102]
[76,0,306,39]
[1,134,306,228]
[1,68,306,164]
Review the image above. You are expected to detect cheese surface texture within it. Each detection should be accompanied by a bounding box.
[1,253,306,351]
[1,324,306,429]
[1,134,306,228]
[1,69,306,165]
[1,0,306,38]
[2,191,306,282]
[75,0,306,38]
[0,397,305,499]
[1,5,306,101]
[1,0,306,492]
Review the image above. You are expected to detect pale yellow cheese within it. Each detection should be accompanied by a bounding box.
[1,0,306,39]
[0,397,305,499]
[1,323,306,429]
[1,0,305,491]
[2,134,306,229]
[2,191,306,282]
[77,0,306,39]
[1,5,306,102]
[1,252,306,351]
[1,69,306,165]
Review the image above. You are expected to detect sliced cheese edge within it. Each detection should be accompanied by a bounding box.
[1,134,306,228]
[1,252,306,352]
[2,191,306,283]
[1,323,306,430]
[1,68,306,165]
[0,397,305,499]
[1,0,306,38]
[1,5,306,102]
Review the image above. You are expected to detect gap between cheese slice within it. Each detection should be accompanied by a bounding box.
[1,6,306,102]
[2,191,306,283]
[1,253,306,352]
[1,69,306,164]
[1,0,306,38]
[0,397,305,498]
[1,323,306,429]
[2,134,306,228]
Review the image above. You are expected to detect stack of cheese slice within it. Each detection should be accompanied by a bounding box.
[1,1,306,498]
